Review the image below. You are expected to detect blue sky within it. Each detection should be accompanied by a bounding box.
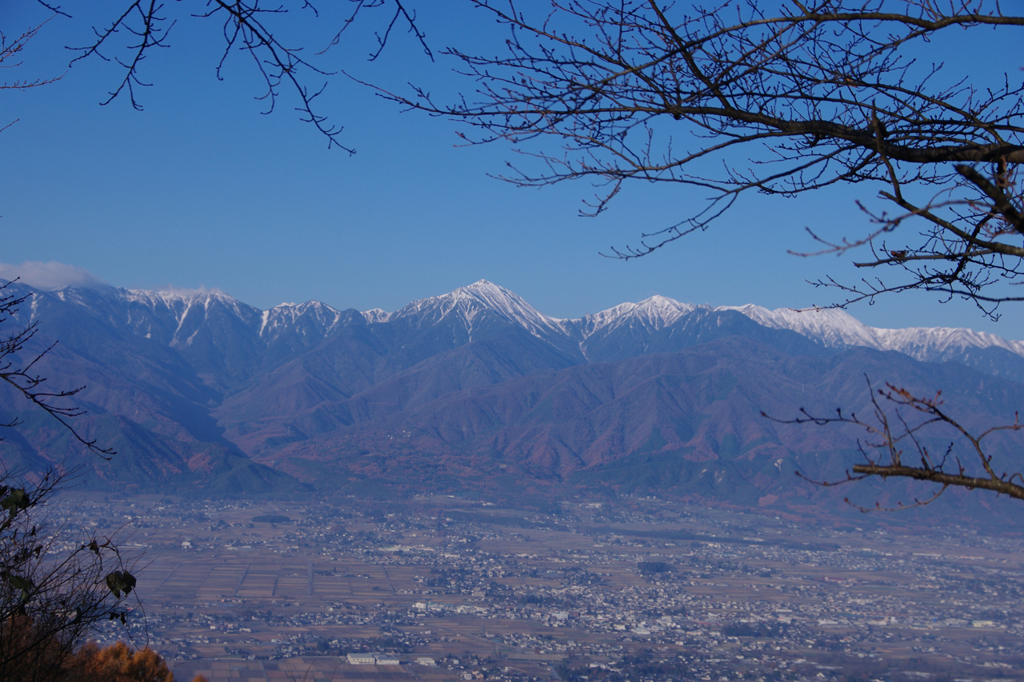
[2,2,1023,336]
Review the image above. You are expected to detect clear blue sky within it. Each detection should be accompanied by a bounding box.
[2,2,1023,336]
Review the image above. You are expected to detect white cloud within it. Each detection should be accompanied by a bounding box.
[0,261,110,290]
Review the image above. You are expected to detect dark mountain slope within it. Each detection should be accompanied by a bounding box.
[242,337,1024,515]
[218,323,584,458]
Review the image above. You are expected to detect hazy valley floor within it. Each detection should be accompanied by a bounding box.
[54,494,1024,682]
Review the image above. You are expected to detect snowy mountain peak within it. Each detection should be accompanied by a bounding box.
[392,280,564,339]
[630,295,699,326]
[119,287,257,325]
[576,295,700,338]
[870,325,1024,361]
[718,303,1024,362]
[362,308,391,324]
[717,304,882,349]
[268,300,339,314]
[127,287,234,305]
[259,300,344,338]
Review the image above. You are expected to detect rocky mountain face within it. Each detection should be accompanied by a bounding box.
[3,279,1023,515]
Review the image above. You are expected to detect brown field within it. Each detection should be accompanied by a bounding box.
[60,494,1024,681]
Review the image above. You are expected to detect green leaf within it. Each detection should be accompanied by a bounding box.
[105,570,137,598]
[5,574,34,602]
[1,489,30,517]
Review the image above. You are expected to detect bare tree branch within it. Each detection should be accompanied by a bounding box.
[0,283,115,459]
[51,0,431,150]
[766,377,1024,511]
[387,0,1024,309]
[0,19,65,92]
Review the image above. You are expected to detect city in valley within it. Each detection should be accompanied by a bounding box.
[64,493,1024,682]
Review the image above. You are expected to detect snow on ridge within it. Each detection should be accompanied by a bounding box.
[114,287,230,324]
[378,283,1024,363]
[266,299,341,316]
[392,279,564,338]
[717,304,882,349]
[259,300,344,338]
[719,303,1024,361]
[870,325,1024,360]
[362,308,391,324]
[35,279,1024,364]
[128,286,233,303]
[577,295,700,338]
[115,287,253,321]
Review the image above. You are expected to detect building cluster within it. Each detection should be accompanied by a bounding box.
[63,494,1024,681]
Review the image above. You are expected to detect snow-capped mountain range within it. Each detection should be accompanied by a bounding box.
[361,279,1024,364]
[7,276,1024,506]
[385,279,567,340]
[31,278,1024,364]
[721,302,1024,361]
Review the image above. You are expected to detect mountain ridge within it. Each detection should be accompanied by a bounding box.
[21,278,1024,365]
[3,277,1023,517]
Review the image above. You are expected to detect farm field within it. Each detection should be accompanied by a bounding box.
[63,494,1024,681]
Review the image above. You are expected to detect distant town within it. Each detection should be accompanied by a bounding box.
[59,493,1024,682]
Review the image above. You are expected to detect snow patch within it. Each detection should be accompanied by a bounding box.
[259,300,345,339]
[363,308,391,324]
